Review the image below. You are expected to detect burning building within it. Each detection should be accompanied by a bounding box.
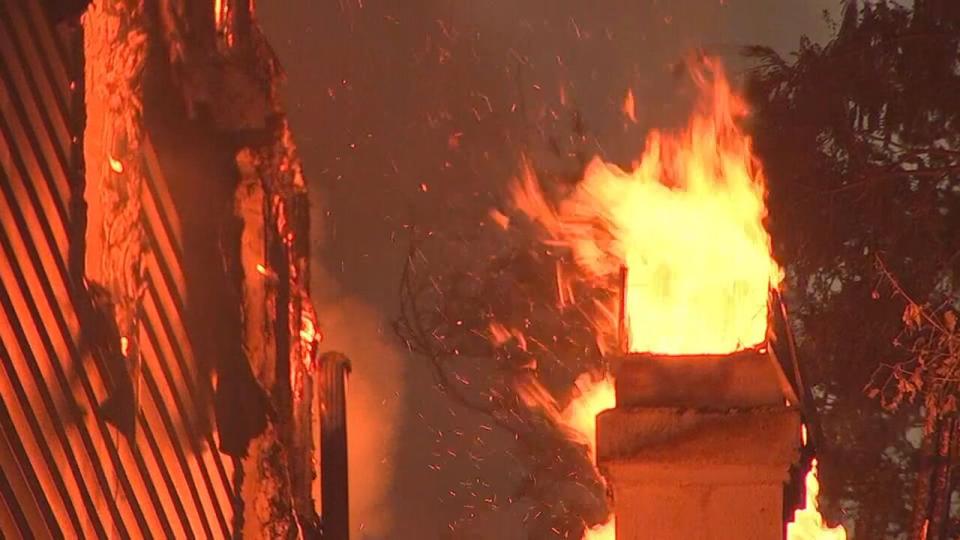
[2,0,851,538]
[0,0,349,537]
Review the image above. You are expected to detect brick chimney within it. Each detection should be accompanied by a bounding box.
[597,348,801,540]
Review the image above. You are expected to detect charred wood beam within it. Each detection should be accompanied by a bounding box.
[234,147,299,538]
[83,0,149,438]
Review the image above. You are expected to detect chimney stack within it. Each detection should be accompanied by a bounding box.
[597,348,801,539]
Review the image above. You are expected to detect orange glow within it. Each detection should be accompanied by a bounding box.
[108,155,124,173]
[513,59,782,355]
[787,459,847,540]
[300,316,319,344]
[622,89,637,124]
[214,0,227,32]
[488,322,527,350]
[508,58,798,540]
[561,373,615,461]
[584,520,615,540]
[561,373,616,539]
[299,311,321,370]
[120,336,129,357]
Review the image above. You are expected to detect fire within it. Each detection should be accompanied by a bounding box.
[584,520,615,540]
[787,459,847,540]
[561,373,616,539]
[622,89,637,124]
[108,154,124,174]
[509,58,833,540]
[561,373,615,462]
[513,58,782,355]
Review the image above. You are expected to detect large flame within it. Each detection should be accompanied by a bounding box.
[513,58,782,355]
[787,459,847,540]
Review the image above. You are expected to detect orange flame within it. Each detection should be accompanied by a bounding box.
[584,520,616,540]
[561,373,615,462]
[561,373,616,539]
[622,89,637,124]
[513,59,782,355]
[509,58,810,540]
[108,155,124,174]
[787,459,847,540]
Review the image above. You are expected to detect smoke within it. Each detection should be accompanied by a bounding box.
[312,266,405,539]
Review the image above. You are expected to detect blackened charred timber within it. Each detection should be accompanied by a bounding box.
[319,351,351,540]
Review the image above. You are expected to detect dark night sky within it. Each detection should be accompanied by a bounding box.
[258,1,840,538]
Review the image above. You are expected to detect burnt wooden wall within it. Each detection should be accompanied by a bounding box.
[0,1,238,537]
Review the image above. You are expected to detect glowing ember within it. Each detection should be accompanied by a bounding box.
[300,316,320,344]
[787,459,847,540]
[513,58,782,355]
[299,313,321,366]
[622,89,637,124]
[488,322,527,350]
[561,373,616,539]
[108,155,124,174]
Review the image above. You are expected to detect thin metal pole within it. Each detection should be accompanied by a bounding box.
[318,352,351,540]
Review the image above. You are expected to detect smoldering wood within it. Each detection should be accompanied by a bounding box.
[83,0,149,441]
